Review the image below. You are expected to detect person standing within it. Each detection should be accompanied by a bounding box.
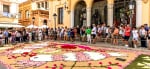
[67,28,71,41]
[22,29,27,42]
[60,27,64,40]
[139,26,147,48]
[70,28,75,42]
[32,29,35,41]
[11,30,16,43]
[76,25,80,39]
[64,27,68,41]
[144,24,149,47]
[38,29,42,41]
[0,30,3,45]
[86,26,92,44]
[105,26,111,42]
[124,24,131,47]
[147,29,150,49]
[112,26,119,45]
[3,29,9,44]
[81,26,86,42]
[91,24,97,44]
[28,30,32,42]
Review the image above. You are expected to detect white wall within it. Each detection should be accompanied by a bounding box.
[0,2,2,15]
[10,3,18,14]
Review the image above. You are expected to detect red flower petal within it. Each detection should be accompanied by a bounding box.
[116,63,119,65]
[23,52,29,55]
[53,64,57,66]
[88,62,92,66]
[8,58,11,59]
[108,62,112,65]
[99,62,103,64]
[107,66,112,69]
[60,63,64,66]
[59,67,63,69]
[118,64,122,67]
[52,66,56,69]
[45,66,49,68]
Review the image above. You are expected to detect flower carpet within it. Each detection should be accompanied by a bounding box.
[0,42,149,69]
[125,54,150,69]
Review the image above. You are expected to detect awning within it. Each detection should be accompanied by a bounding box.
[0,23,24,28]
[26,24,38,28]
[39,25,48,28]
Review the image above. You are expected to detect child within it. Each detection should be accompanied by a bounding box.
[86,27,92,43]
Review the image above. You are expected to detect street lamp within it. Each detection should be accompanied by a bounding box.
[128,0,135,47]
[53,13,57,40]
[129,0,134,27]
[53,13,57,31]
[32,17,35,28]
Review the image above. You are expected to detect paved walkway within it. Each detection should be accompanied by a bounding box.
[2,40,150,53]
[50,40,150,53]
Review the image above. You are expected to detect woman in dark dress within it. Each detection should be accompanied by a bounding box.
[70,29,74,42]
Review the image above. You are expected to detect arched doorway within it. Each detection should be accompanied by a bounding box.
[74,1,86,27]
[114,0,136,27]
[91,0,107,25]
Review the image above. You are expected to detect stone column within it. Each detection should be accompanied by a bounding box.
[86,8,91,27]
[107,4,114,27]
[70,10,74,28]
[47,1,49,10]
[136,0,142,27]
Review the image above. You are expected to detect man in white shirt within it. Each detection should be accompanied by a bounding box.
[92,24,97,44]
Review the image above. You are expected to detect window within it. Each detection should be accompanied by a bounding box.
[37,3,40,8]
[3,5,9,13]
[19,11,21,18]
[45,2,48,9]
[25,10,30,19]
[43,20,47,25]
[42,2,44,8]
[3,5,10,17]
[58,7,63,24]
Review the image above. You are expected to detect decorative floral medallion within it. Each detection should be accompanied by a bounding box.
[0,42,149,69]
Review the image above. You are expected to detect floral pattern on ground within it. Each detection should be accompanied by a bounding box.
[125,54,150,69]
[0,42,148,69]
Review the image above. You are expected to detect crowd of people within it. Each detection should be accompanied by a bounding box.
[0,23,150,50]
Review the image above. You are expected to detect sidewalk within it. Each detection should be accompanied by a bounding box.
[2,39,150,53]
[50,40,150,53]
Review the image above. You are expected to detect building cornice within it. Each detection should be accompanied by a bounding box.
[19,0,32,7]
[1,0,20,4]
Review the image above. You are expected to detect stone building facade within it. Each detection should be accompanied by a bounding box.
[0,0,20,27]
[49,0,150,28]
[19,0,49,27]
[20,0,150,28]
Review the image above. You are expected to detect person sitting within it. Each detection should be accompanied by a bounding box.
[132,27,139,48]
